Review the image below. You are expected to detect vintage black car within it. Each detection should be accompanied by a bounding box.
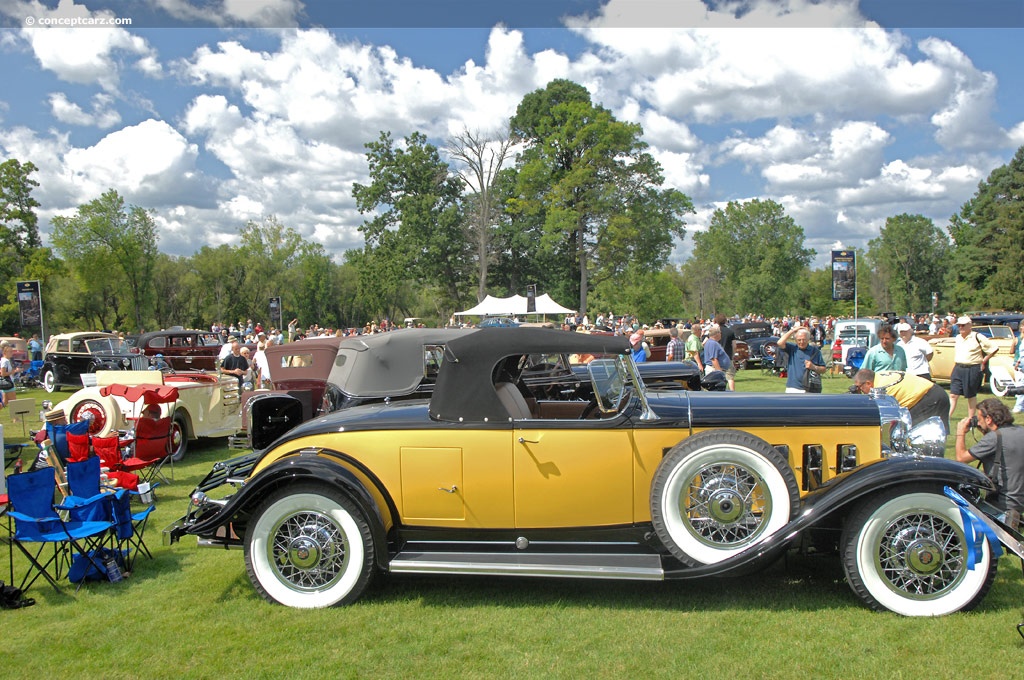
[169,328,1022,616]
[40,332,150,393]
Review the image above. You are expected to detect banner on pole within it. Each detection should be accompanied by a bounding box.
[17,280,42,326]
[831,251,855,301]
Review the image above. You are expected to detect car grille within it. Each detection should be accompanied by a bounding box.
[130,355,150,370]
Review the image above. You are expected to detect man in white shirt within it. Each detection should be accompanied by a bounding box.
[896,322,935,381]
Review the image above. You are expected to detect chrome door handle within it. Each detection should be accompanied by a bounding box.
[438,485,457,494]
[518,437,539,444]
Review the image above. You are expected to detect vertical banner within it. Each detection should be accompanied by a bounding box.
[526,284,537,313]
[831,250,856,301]
[17,280,42,326]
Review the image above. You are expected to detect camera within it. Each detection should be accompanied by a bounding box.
[968,415,978,429]
[1006,384,1024,397]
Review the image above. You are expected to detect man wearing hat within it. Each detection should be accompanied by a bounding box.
[896,322,934,380]
[218,335,238,366]
[949,316,998,422]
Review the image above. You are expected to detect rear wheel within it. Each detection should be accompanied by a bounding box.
[244,485,376,608]
[650,430,800,566]
[169,413,188,462]
[841,485,997,616]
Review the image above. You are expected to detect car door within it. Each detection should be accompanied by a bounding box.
[512,419,635,528]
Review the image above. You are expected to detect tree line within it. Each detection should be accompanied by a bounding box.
[2,80,1024,335]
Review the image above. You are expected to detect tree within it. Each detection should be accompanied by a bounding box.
[690,199,813,316]
[353,131,469,311]
[947,145,1024,310]
[866,214,948,314]
[50,189,159,331]
[0,158,42,254]
[507,79,692,314]
[447,127,514,302]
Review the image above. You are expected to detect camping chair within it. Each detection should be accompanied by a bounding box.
[45,419,91,465]
[109,486,154,572]
[91,436,140,491]
[6,466,113,593]
[119,416,174,485]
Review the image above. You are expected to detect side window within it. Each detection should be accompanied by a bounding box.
[150,337,167,349]
[56,339,70,352]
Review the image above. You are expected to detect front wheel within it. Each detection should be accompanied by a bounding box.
[42,368,59,393]
[989,373,1010,398]
[650,430,800,566]
[244,485,376,608]
[841,485,997,616]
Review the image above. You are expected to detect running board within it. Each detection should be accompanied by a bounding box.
[388,550,666,581]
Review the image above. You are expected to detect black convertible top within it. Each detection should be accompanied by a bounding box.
[429,328,629,423]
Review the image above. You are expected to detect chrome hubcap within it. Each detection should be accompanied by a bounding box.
[877,513,964,597]
[268,511,348,591]
[685,463,769,547]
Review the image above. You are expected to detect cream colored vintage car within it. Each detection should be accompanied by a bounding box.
[928,325,1018,396]
[53,370,244,461]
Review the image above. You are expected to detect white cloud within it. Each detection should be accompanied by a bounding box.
[49,92,121,128]
[153,0,302,27]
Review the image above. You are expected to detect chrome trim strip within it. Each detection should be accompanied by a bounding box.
[388,551,665,580]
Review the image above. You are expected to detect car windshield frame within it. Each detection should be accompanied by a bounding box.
[83,337,122,354]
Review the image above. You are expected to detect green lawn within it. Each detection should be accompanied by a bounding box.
[2,374,1022,679]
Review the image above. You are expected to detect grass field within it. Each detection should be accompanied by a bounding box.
[2,371,1023,679]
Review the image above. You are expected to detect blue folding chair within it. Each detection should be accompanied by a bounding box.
[7,466,113,593]
[45,419,91,465]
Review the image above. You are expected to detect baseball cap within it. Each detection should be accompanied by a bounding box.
[956,316,972,325]
[227,335,238,342]
[894,322,912,333]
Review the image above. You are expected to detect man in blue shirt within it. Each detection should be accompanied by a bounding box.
[703,325,731,386]
[777,324,826,393]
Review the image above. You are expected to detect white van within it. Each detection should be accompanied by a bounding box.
[832,318,885,371]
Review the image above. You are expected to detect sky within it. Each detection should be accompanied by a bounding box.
[1,0,1023,271]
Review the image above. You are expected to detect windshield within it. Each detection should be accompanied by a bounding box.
[587,357,628,413]
[838,327,874,346]
[979,326,1013,339]
[735,325,772,340]
[84,338,122,354]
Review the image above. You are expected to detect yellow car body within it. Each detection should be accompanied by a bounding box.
[928,325,1017,392]
[169,328,1010,616]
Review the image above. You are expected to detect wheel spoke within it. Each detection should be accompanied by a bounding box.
[269,511,349,591]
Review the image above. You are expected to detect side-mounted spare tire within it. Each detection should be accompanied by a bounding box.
[650,429,800,566]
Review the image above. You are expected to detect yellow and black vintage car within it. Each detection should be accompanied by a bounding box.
[169,328,1021,616]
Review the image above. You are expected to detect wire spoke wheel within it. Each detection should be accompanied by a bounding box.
[684,462,770,547]
[245,486,375,608]
[842,486,997,616]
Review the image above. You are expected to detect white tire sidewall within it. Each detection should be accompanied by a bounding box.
[248,491,366,609]
[659,444,792,564]
[853,492,992,617]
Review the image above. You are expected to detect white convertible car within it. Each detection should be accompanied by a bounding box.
[53,370,244,461]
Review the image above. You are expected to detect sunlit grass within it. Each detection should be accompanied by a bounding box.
[3,375,1023,679]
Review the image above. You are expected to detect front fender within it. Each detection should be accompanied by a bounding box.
[187,452,391,566]
[663,456,993,579]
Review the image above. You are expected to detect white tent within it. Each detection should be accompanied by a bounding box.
[454,293,576,316]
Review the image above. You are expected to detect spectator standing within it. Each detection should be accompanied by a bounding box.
[28,333,43,362]
[896,322,934,380]
[254,337,274,388]
[852,369,950,432]
[714,313,737,391]
[220,339,249,392]
[955,398,1024,527]
[629,330,649,363]
[861,325,908,373]
[0,342,21,407]
[949,316,998,422]
[702,325,731,378]
[218,335,236,365]
[684,325,704,371]
[777,324,826,393]
[664,326,686,362]
[288,318,298,343]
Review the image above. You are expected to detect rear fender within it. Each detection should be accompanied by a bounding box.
[191,450,393,566]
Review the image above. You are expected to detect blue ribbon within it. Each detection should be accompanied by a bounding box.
[944,486,1004,569]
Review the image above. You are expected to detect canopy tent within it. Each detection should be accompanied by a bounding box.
[454,293,576,317]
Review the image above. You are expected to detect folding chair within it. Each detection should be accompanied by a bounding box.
[109,487,154,572]
[120,416,174,485]
[6,466,113,594]
[45,419,91,465]
[91,436,140,491]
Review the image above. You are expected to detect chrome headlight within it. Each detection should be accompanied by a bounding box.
[906,416,948,457]
[873,393,913,455]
